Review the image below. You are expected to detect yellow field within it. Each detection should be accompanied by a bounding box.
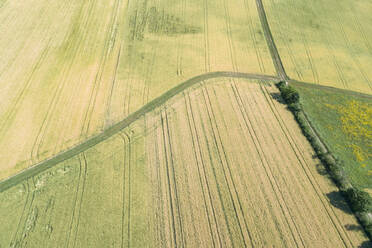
[0,0,275,178]
[263,0,372,94]
[0,79,368,247]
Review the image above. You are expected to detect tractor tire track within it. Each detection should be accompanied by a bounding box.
[245,83,335,245]
[152,121,167,246]
[242,0,265,73]
[80,0,122,139]
[287,0,319,84]
[187,91,225,246]
[184,92,219,248]
[203,0,210,73]
[219,83,287,246]
[266,0,302,80]
[168,102,201,247]
[201,83,253,247]
[160,112,179,247]
[221,0,238,73]
[118,131,131,248]
[192,92,236,247]
[163,110,186,247]
[229,81,304,247]
[13,178,36,247]
[9,180,32,248]
[31,0,98,163]
[334,8,372,91]
[64,156,83,248]
[0,44,50,144]
[64,153,87,248]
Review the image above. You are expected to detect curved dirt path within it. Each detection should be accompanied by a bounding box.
[1,69,370,193]
[0,71,279,192]
[255,0,288,80]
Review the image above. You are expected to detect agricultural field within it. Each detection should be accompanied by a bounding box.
[263,0,372,94]
[0,0,276,179]
[0,79,369,247]
[293,82,372,189]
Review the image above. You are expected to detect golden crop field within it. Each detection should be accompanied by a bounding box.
[263,0,372,94]
[0,79,368,247]
[0,0,276,179]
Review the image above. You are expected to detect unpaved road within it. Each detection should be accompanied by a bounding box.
[0,72,279,192]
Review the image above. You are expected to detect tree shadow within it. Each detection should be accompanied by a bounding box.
[345,224,363,231]
[345,225,372,248]
[358,241,372,248]
[270,92,285,104]
[316,163,328,176]
[326,191,353,214]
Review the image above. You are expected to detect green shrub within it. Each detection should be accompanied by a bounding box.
[277,81,286,89]
[280,86,300,104]
[359,212,372,239]
[343,187,372,213]
[322,154,335,166]
[288,102,301,113]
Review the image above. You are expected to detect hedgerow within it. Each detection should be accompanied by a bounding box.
[276,81,372,240]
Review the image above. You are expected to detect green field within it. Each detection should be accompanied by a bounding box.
[293,83,372,189]
[1,79,368,247]
[263,0,372,94]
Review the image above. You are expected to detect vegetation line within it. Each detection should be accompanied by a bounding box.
[276,81,372,241]
[260,85,354,246]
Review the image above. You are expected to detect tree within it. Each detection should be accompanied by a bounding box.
[344,187,372,213]
[281,86,300,104]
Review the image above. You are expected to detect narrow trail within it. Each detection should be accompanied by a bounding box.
[255,0,288,81]
[0,72,278,192]
[1,69,371,193]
